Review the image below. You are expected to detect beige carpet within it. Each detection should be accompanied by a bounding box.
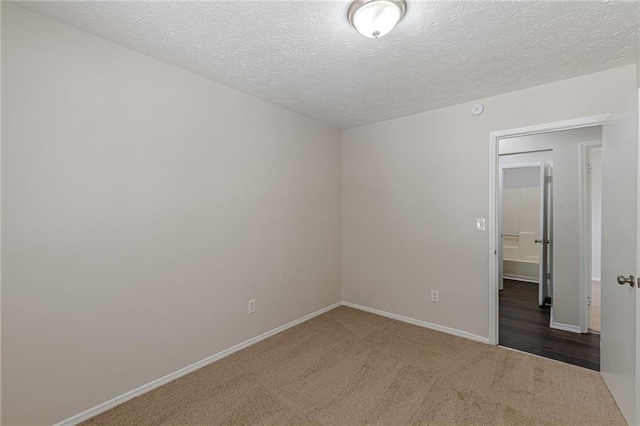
[83,306,624,425]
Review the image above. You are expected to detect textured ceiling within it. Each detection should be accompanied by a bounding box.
[14,1,640,128]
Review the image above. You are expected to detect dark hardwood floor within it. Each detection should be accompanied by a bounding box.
[499,279,600,371]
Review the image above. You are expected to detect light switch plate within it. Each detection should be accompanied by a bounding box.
[475,218,486,231]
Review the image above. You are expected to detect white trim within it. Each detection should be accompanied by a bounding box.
[53,302,342,426]
[489,123,499,345]
[550,309,582,334]
[579,141,602,333]
[550,323,582,334]
[490,115,610,140]
[592,277,601,282]
[489,114,609,345]
[635,91,640,426]
[341,301,490,344]
[502,275,538,283]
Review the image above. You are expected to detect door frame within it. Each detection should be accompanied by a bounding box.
[635,93,640,425]
[488,114,609,345]
[578,142,603,333]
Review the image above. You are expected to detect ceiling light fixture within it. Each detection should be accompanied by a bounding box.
[348,0,407,39]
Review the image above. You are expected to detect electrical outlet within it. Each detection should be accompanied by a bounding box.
[248,299,256,314]
[430,290,439,303]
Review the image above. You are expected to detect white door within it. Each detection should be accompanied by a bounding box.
[498,167,504,291]
[538,162,553,308]
[600,89,639,425]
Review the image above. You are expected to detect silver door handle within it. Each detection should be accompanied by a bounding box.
[534,239,550,244]
[617,275,635,287]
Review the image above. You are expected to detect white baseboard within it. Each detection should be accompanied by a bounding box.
[341,301,490,344]
[503,274,538,283]
[53,300,491,425]
[550,321,582,334]
[549,309,582,334]
[53,301,342,426]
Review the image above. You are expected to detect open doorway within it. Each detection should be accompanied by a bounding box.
[489,99,639,423]
[495,125,602,371]
[499,156,552,303]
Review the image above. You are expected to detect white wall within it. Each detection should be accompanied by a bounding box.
[501,175,540,283]
[342,64,637,339]
[502,167,540,262]
[502,167,540,189]
[590,148,603,281]
[502,167,540,244]
[1,5,341,425]
[500,127,602,327]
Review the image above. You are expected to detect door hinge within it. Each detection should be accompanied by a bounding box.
[587,296,592,306]
[545,176,552,183]
[587,163,592,174]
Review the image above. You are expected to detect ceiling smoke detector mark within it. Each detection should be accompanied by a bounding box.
[472,104,484,115]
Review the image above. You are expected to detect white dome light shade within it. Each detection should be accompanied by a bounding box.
[348,0,406,39]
